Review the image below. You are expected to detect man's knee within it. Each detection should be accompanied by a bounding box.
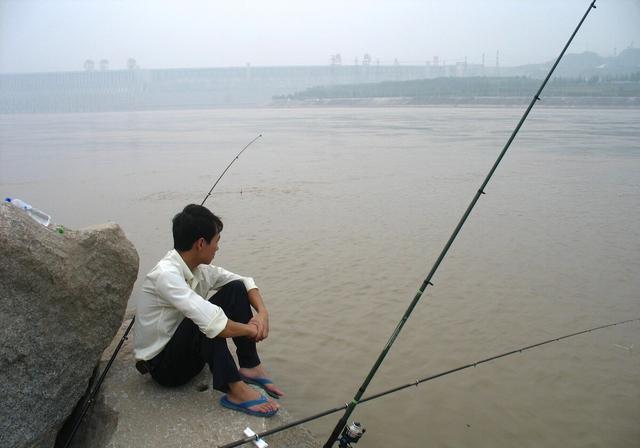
[222,279,247,294]
[210,279,248,305]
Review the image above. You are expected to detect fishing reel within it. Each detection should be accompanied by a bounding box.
[338,422,366,448]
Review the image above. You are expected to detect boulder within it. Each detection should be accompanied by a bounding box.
[0,203,139,448]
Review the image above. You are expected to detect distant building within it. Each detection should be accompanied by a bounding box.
[3,50,636,112]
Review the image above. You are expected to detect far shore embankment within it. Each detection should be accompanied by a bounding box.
[269,96,640,109]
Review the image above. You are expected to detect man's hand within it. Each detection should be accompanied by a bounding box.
[249,312,269,342]
[247,288,269,342]
[247,321,259,340]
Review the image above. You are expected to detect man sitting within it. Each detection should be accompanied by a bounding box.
[134,204,283,417]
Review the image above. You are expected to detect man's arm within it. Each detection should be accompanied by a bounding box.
[154,268,229,338]
[218,319,258,339]
[247,288,269,342]
[208,266,257,293]
[205,266,268,340]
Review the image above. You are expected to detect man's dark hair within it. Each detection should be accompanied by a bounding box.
[172,204,223,252]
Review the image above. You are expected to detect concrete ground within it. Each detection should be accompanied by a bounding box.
[72,318,320,448]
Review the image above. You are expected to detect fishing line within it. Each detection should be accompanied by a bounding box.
[61,134,262,448]
[218,317,639,448]
[323,1,599,446]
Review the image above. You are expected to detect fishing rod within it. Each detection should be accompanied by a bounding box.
[219,317,639,448]
[61,134,262,448]
[201,134,262,206]
[323,1,598,447]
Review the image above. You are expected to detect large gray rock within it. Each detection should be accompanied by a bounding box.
[0,203,139,448]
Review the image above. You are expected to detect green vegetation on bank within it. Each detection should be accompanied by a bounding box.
[278,73,640,100]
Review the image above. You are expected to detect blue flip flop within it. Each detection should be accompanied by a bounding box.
[219,394,278,417]
[240,374,282,399]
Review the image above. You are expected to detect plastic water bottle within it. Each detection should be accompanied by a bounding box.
[5,197,51,226]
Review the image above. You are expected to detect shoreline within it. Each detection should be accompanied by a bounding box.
[269,96,640,109]
[1,96,639,116]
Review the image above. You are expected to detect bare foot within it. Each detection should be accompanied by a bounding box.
[239,364,285,398]
[226,381,279,414]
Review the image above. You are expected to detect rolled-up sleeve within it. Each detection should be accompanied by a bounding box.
[155,270,228,338]
[208,265,257,292]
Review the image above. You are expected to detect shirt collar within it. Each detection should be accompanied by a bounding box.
[168,249,194,283]
[167,249,204,290]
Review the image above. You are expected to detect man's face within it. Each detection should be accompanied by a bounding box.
[202,233,221,264]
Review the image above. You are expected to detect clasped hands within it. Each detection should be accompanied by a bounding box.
[247,312,269,342]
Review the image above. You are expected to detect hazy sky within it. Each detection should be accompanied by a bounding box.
[1,0,639,73]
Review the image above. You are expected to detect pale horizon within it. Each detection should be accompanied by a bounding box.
[1,0,639,74]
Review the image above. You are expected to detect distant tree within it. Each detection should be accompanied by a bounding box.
[288,75,640,101]
[84,59,95,71]
[99,59,109,71]
[363,54,371,66]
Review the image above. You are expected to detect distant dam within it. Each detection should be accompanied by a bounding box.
[0,63,488,113]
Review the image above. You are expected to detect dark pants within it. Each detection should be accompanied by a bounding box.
[147,280,260,392]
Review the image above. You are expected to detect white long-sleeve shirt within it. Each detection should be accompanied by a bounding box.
[133,249,257,361]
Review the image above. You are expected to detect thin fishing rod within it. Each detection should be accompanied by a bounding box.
[201,134,262,206]
[219,316,639,448]
[62,135,262,448]
[324,2,598,446]
[61,318,135,448]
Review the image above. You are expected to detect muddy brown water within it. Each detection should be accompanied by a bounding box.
[1,106,638,447]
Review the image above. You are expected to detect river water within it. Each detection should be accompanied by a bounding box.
[1,106,639,447]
